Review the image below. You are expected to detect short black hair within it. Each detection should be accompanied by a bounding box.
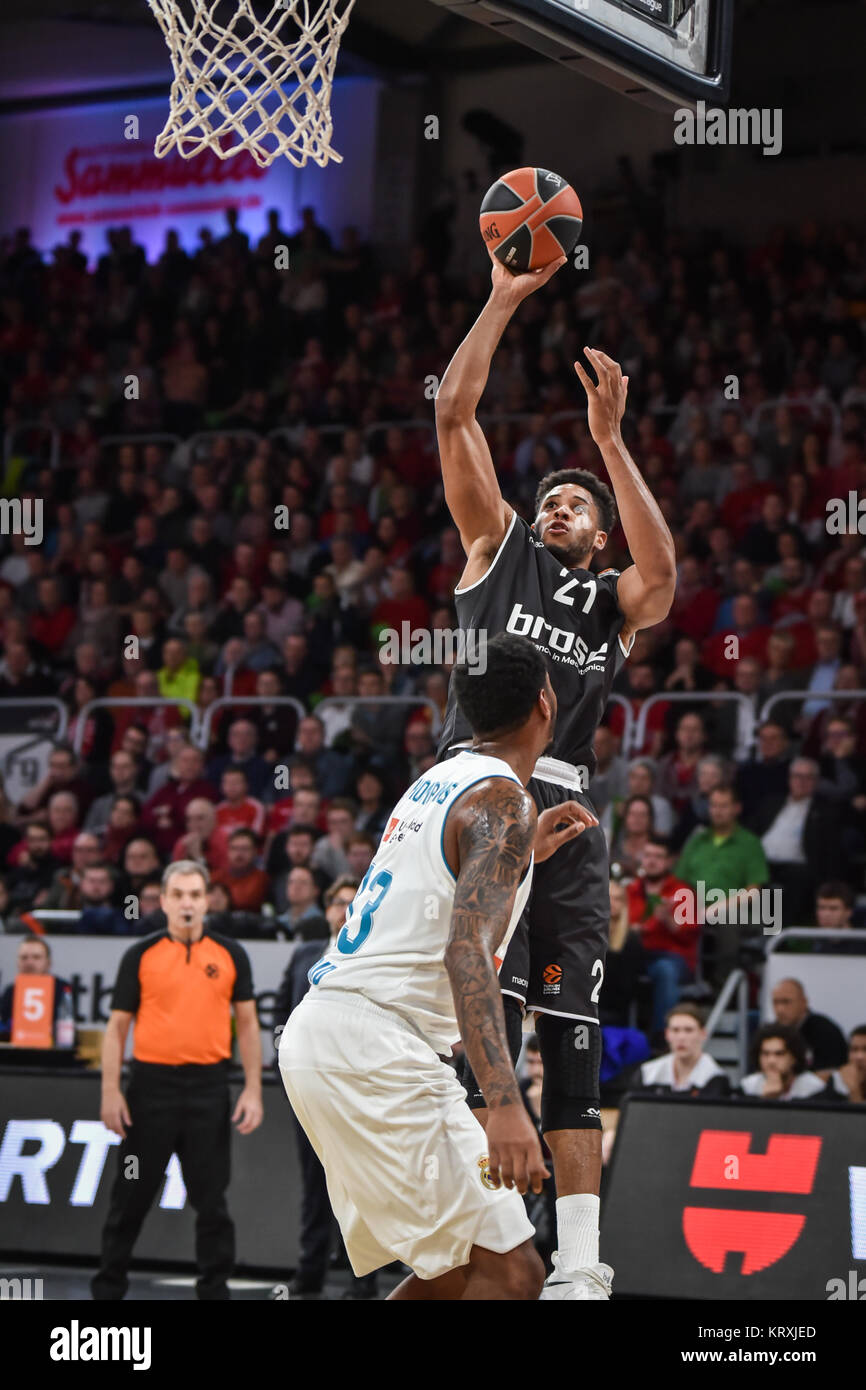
[534,468,617,536]
[645,834,671,854]
[749,1023,810,1076]
[453,632,549,739]
[287,823,318,841]
[229,827,259,847]
[816,881,855,908]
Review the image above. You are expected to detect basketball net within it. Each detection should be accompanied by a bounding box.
[147,0,356,169]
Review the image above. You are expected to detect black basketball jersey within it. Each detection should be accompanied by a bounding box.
[439,512,631,775]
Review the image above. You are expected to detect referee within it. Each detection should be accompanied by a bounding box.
[92,859,262,1301]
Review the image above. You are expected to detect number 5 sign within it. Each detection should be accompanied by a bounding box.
[11,974,56,1048]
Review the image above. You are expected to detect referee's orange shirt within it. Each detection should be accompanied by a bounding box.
[111,928,254,1065]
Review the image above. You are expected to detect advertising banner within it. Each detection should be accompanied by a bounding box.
[0,81,380,262]
[0,1069,301,1270]
[0,935,297,1063]
[603,1095,866,1299]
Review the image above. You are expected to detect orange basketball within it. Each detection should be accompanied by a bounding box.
[479,167,583,272]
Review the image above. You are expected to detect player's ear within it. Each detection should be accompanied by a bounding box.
[593,530,608,553]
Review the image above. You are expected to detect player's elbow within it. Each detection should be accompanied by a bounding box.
[434,386,473,428]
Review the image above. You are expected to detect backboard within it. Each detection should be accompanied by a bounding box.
[430,0,734,110]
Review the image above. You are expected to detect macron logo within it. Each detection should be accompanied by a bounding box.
[50,1321,152,1371]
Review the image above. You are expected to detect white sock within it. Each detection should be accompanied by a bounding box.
[556,1194,600,1270]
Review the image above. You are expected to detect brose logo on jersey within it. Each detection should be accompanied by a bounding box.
[506,602,608,671]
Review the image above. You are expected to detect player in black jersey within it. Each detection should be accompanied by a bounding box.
[435,252,676,1299]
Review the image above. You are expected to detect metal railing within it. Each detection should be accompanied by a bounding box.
[186,429,263,457]
[704,967,750,1079]
[0,698,69,740]
[27,910,82,931]
[197,695,307,751]
[71,697,200,754]
[97,432,181,458]
[760,687,866,724]
[606,693,634,755]
[752,394,841,436]
[315,694,443,737]
[631,690,757,757]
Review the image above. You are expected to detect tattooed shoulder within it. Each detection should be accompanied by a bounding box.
[447,779,536,951]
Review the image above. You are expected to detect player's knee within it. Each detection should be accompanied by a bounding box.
[537,1013,602,1131]
[499,1240,545,1301]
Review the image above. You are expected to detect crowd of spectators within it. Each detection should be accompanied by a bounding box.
[1,207,865,1069]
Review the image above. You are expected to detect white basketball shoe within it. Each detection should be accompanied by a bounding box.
[539,1254,614,1300]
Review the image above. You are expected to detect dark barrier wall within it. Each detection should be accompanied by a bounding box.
[0,1069,301,1271]
[603,1096,866,1300]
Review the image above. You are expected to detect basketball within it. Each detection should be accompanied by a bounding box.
[479,166,583,272]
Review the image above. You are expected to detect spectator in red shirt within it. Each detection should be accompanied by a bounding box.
[718,461,775,539]
[655,711,708,813]
[45,789,82,864]
[608,661,669,758]
[171,797,230,872]
[389,484,424,547]
[702,594,770,679]
[212,827,271,912]
[670,557,719,642]
[141,744,217,853]
[318,483,370,542]
[627,836,698,1035]
[372,566,431,636]
[214,767,265,838]
[380,426,432,489]
[28,577,77,656]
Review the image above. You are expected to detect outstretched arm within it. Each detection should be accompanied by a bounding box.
[443,780,547,1193]
[574,348,677,644]
[435,255,566,559]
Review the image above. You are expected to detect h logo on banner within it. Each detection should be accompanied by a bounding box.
[683,1130,822,1275]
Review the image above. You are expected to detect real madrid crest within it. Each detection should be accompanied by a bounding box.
[477,1155,498,1190]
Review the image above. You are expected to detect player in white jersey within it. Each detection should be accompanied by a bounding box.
[279,633,597,1299]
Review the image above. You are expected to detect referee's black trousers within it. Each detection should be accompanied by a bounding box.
[92,1060,234,1301]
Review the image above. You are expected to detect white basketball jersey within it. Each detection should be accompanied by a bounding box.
[308,750,533,1053]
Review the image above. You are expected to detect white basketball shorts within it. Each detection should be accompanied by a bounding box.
[278,991,535,1281]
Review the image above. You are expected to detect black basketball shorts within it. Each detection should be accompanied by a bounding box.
[499,763,610,1024]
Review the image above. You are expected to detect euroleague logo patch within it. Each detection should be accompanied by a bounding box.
[204,963,220,979]
[542,963,562,995]
[477,1156,499,1191]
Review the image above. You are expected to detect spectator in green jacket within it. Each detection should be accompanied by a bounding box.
[675,785,769,984]
[157,637,201,711]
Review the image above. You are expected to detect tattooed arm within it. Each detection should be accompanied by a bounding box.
[443,778,547,1194]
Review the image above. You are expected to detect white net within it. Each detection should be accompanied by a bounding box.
[147,0,357,169]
